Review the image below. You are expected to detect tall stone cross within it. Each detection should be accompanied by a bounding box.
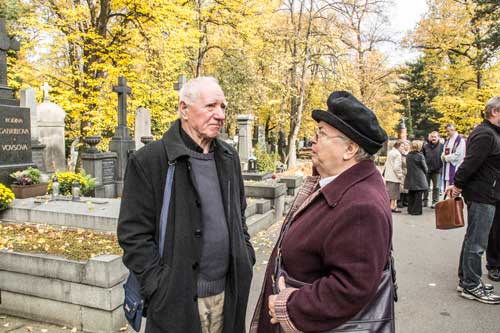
[0,17,20,87]
[41,82,51,102]
[173,74,187,92]
[112,76,131,132]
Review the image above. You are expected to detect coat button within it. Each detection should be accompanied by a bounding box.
[194,229,202,238]
[193,295,198,302]
[192,262,199,270]
[195,199,201,206]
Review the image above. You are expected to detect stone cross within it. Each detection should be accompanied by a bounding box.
[41,82,51,102]
[173,74,187,91]
[112,76,131,130]
[0,17,20,87]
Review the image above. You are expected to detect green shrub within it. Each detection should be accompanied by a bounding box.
[254,144,279,173]
[10,167,41,185]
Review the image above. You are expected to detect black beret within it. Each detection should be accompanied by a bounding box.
[312,91,387,154]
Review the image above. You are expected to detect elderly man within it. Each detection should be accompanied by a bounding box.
[118,76,255,333]
[251,91,394,333]
[447,96,500,304]
[441,124,465,189]
[422,131,444,208]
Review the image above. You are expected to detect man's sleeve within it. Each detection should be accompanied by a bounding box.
[117,155,164,301]
[454,133,493,189]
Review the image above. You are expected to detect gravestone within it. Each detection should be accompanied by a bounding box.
[0,17,34,185]
[36,82,67,172]
[20,87,45,170]
[253,124,265,148]
[237,115,254,171]
[134,107,152,150]
[108,76,135,196]
[0,17,20,101]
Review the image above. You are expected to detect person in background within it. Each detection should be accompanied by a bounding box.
[487,204,500,282]
[422,131,444,208]
[405,140,428,215]
[441,124,465,189]
[384,140,405,213]
[399,140,410,209]
[447,96,500,304]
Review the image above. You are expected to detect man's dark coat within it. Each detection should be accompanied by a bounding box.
[117,120,255,333]
[454,120,500,204]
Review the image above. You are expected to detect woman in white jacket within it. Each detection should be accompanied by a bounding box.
[384,140,404,213]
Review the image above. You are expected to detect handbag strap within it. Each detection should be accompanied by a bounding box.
[159,161,176,257]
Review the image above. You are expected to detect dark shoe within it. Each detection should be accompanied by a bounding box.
[391,209,402,213]
[461,285,500,304]
[423,200,428,208]
[430,204,436,209]
[457,282,494,292]
[488,268,500,282]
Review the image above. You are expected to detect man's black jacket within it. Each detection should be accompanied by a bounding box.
[454,120,500,204]
[117,120,255,333]
[422,141,443,174]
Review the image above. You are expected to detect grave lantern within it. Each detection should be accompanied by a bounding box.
[72,180,81,201]
[248,155,257,172]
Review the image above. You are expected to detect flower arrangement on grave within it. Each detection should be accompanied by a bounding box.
[10,167,41,185]
[9,167,49,199]
[48,171,96,196]
[0,183,15,211]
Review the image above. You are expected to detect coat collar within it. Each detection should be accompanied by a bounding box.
[320,159,379,207]
[162,119,233,161]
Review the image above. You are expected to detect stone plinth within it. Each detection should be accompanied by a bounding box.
[279,176,304,196]
[244,181,287,218]
[37,100,66,172]
[82,151,118,198]
[0,251,127,332]
[242,171,272,182]
[0,197,120,232]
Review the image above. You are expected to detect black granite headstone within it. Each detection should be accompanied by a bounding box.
[0,104,34,184]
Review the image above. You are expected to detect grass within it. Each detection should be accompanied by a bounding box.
[0,223,122,261]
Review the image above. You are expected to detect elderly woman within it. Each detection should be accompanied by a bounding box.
[405,140,428,215]
[250,91,395,333]
[384,140,405,213]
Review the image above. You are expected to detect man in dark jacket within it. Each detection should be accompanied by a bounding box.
[422,131,443,208]
[117,76,255,332]
[447,96,500,304]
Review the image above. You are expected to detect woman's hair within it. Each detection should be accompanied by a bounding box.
[393,140,404,149]
[410,140,423,152]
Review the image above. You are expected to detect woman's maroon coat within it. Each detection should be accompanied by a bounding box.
[252,160,392,332]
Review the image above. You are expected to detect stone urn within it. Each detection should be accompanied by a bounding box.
[84,136,102,153]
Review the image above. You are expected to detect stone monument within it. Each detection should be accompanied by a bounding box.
[108,76,135,196]
[237,114,254,171]
[0,17,34,185]
[134,106,152,150]
[20,86,46,170]
[36,82,67,172]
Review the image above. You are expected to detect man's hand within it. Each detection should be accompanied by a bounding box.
[445,185,462,198]
[268,276,286,324]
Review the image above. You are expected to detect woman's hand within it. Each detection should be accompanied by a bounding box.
[268,276,286,324]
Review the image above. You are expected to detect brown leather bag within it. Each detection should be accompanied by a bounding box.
[435,195,465,229]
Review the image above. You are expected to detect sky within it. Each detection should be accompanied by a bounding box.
[383,0,429,65]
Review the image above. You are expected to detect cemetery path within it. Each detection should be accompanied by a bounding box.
[2,207,500,333]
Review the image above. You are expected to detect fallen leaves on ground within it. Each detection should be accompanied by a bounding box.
[0,222,122,261]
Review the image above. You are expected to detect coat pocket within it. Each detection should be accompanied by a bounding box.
[147,264,172,312]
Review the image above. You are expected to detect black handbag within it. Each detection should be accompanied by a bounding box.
[123,161,176,332]
[272,211,397,332]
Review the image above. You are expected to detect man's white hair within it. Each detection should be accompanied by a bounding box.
[178,76,221,116]
[485,96,500,119]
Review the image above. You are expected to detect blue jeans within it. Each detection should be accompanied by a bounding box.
[458,201,497,289]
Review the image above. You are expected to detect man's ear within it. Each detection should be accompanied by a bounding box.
[179,101,189,119]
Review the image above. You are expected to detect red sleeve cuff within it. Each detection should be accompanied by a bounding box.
[274,287,302,333]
